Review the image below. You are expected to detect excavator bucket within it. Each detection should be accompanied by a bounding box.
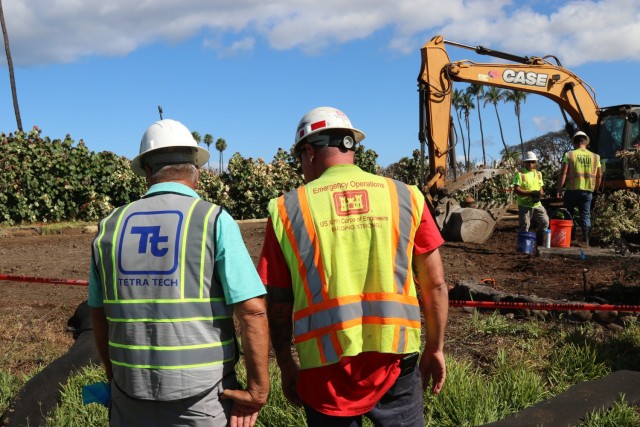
[444,207,501,244]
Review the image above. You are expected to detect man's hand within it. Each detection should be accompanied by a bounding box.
[529,190,541,202]
[419,351,446,394]
[221,388,267,427]
[279,360,302,406]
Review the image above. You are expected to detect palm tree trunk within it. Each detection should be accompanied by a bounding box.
[493,104,510,158]
[455,111,467,171]
[516,111,525,158]
[476,95,486,166]
[465,113,471,169]
[0,0,22,132]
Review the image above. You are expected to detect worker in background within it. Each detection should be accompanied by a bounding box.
[258,106,448,426]
[513,151,549,243]
[89,119,269,427]
[556,131,602,246]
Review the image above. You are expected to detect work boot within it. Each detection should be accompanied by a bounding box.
[582,228,590,247]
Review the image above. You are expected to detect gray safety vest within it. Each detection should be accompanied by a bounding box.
[92,193,235,400]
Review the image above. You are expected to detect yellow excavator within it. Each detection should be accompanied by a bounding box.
[418,34,640,243]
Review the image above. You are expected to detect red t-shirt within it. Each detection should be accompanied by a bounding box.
[257,204,443,415]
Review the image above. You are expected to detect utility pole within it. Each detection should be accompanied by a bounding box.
[0,0,22,131]
[158,105,163,120]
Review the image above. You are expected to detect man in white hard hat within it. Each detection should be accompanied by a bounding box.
[88,119,269,427]
[512,151,549,241]
[556,131,602,246]
[258,107,448,426]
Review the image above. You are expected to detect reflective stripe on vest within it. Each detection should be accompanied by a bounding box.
[92,194,234,400]
[273,176,421,368]
[566,150,599,191]
[519,171,541,186]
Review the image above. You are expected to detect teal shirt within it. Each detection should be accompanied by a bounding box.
[88,182,265,307]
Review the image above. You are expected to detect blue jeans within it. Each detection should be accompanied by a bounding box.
[303,357,424,427]
[563,190,593,229]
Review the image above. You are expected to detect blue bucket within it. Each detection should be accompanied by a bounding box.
[516,231,536,254]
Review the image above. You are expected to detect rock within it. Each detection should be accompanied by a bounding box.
[594,311,618,324]
[568,311,592,322]
[607,323,624,333]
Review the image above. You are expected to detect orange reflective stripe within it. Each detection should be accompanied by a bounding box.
[330,332,343,359]
[315,336,326,365]
[404,186,420,294]
[392,324,400,352]
[295,316,421,344]
[386,179,416,295]
[277,196,316,306]
[293,292,419,321]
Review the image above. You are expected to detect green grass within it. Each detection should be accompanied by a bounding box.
[2,316,639,426]
[579,395,640,427]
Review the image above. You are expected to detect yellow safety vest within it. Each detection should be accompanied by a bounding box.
[514,169,543,208]
[268,164,423,369]
[564,148,600,191]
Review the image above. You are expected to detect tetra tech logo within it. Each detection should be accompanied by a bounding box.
[118,211,182,275]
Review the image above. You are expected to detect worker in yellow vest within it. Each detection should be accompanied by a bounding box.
[258,107,448,426]
[556,131,602,246]
[512,151,549,242]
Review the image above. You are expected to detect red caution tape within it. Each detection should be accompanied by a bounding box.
[0,273,88,286]
[450,300,640,312]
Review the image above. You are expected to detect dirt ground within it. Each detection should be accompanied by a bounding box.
[0,215,639,376]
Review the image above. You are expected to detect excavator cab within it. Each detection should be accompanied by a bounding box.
[594,105,640,188]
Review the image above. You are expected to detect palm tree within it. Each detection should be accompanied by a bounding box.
[451,89,467,170]
[191,131,201,145]
[505,90,528,158]
[482,87,510,158]
[467,84,486,166]
[0,0,21,131]
[215,138,227,175]
[460,91,475,169]
[203,133,213,169]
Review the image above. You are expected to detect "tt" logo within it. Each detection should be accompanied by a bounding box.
[130,226,169,256]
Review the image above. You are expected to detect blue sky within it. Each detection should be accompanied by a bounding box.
[0,0,639,169]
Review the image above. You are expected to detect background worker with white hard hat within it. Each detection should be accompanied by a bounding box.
[89,119,270,427]
[556,130,602,246]
[513,151,549,243]
[259,106,448,426]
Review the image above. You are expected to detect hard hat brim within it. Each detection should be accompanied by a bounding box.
[131,146,210,176]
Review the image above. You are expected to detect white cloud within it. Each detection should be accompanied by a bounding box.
[532,115,563,133]
[2,0,639,66]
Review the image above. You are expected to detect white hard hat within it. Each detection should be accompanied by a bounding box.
[523,151,538,162]
[294,107,365,149]
[572,131,590,143]
[131,119,210,176]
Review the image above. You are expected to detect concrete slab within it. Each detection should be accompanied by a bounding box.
[537,246,640,260]
[482,370,640,427]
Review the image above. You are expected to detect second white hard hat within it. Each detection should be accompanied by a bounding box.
[572,130,590,143]
[523,151,538,162]
[294,107,365,148]
[131,119,210,176]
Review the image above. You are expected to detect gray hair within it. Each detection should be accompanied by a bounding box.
[150,163,198,184]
